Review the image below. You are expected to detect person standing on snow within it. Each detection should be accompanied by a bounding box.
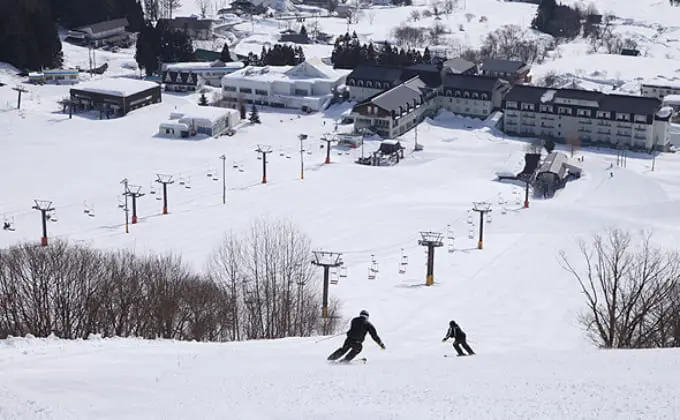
[327,310,385,362]
[442,320,475,356]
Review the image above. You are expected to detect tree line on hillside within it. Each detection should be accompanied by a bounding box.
[0,0,63,71]
[0,219,339,341]
[243,44,306,67]
[135,20,195,75]
[331,32,437,70]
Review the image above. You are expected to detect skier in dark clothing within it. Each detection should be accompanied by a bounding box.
[327,310,385,362]
[442,320,475,356]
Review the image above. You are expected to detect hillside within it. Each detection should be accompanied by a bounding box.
[2,0,680,418]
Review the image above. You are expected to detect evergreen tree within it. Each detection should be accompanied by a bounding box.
[240,102,247,119]
[249,104,260,123]
[135,23,160,75]
[219,43,233,62]
[422,47,432,64]
[198,92,208,106]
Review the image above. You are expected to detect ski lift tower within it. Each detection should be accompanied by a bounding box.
[418,231,443,286]
[32,200,55,246]
[311,250,343,319]
[472,201,492,249]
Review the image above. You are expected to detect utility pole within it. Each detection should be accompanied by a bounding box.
[523,178,531,208]
[155,174,174,215]
[12,86,28,110]
[124,184,144,224]
[321,133,336,164]
[32,200,55,247]
[120,178,130,233]
[256,144,272,184]
[311,250,343,319]
[472,202,492,250]
[298,134,307,180]
[418,231,443,286]
[220,154,227,204]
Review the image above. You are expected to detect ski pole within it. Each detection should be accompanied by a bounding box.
[314,332,343,343]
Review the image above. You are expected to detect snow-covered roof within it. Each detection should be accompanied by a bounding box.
[540,89,557,103]
[159,122,190,130]
[177,106,232,124]
[643,80,680,90]
[76,78,159,97]
[165,61,245,71]
[656,106,673,119]
[223,58,349,83]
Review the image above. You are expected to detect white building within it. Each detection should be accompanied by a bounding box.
[162,61,244,91]
[160,106,240,137]
[221,58,350,111]
[28,69,79,85]
[503,85,671,151]
[641,81,680,100]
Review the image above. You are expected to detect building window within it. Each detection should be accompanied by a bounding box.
[472,92,479,99]
[348,79,355,86]
[239,87,252,94]
[521,103,534,111]
[616,113,629,121]
[223,86,236,92]
[255,89,267,96]
[597,111,610,118]
[481,93,488,100]
[558,107,572,115]
[506,101,518,109]
[463,91,470,98]
[540,104,553,113]
[577,109,591,117]
[634,114,647,123]
[366,81,373,88]
[376,82,382,89]
[358,80,364,87]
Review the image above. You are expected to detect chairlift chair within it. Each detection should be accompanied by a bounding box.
[184,177,192,189]
[207,169,214,178]
[448,237,455,253]
[48,210,58,222]
[501,206,507,215]
[467,212,473,224]
[368,267,376,280]
[468,228,474,239]
[117,196,126,209]
[486,212,493,223]
[3,217,15,231]
[330,270,339,285]
[339,265,347,278]
[149,183,157,195]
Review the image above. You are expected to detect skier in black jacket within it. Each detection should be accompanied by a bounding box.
[327,310,385,362]
[442,320,475,356]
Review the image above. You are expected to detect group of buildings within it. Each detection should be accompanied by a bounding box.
[343,58,676,151]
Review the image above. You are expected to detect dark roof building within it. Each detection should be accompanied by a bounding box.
[159,16,214,40]
[480,58,531,84]
[443,58,476,75]
[442,73,500,94]
[65,18,131,47]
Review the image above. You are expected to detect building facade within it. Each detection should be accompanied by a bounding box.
[221,58,349,111]
[159,17,214,40]
[641,82,680,100]
[28,69,79,85]
[503,85,671,150]
[70,79,162,118]
[162,61,244,91]
[66,18,131,47]
[350,77,438,138]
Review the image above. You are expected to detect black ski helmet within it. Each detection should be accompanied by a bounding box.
[360,309,369,318]
[449,320,456,327]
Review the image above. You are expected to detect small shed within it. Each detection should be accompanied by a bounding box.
[172,106,241,136]
[159,122,191,138]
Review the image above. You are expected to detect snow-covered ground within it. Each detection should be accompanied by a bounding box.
[3,1,680,417]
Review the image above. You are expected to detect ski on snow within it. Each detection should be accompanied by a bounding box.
[443,354,474,358]
[329,357,367,365]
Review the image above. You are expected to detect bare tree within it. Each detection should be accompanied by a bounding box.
[428,22,447,45]
[162,0,182,19]
[559,229,680,348]
[393,25,426,49]
[143,0,160,21]
[409,10,421,22]
[368,10,376,25]
[196,0,211,18]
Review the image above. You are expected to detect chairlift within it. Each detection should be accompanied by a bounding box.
[339,265,347,278]
[149,182,157,195]
[467,211,473,224]
[330,270,339,285]
[117,196,126,209]
[370,260,379,274]
[486,212,493,223]
[501,206,507,215]
[468,228,474,239]
[448,237,455,253]
[184,177,192,189]
[207,168,214,178]
[179,177,186,186]
[368,267,376,280]
[3,216,15,232]
[400,249,409,266]
[48,210,58,222]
